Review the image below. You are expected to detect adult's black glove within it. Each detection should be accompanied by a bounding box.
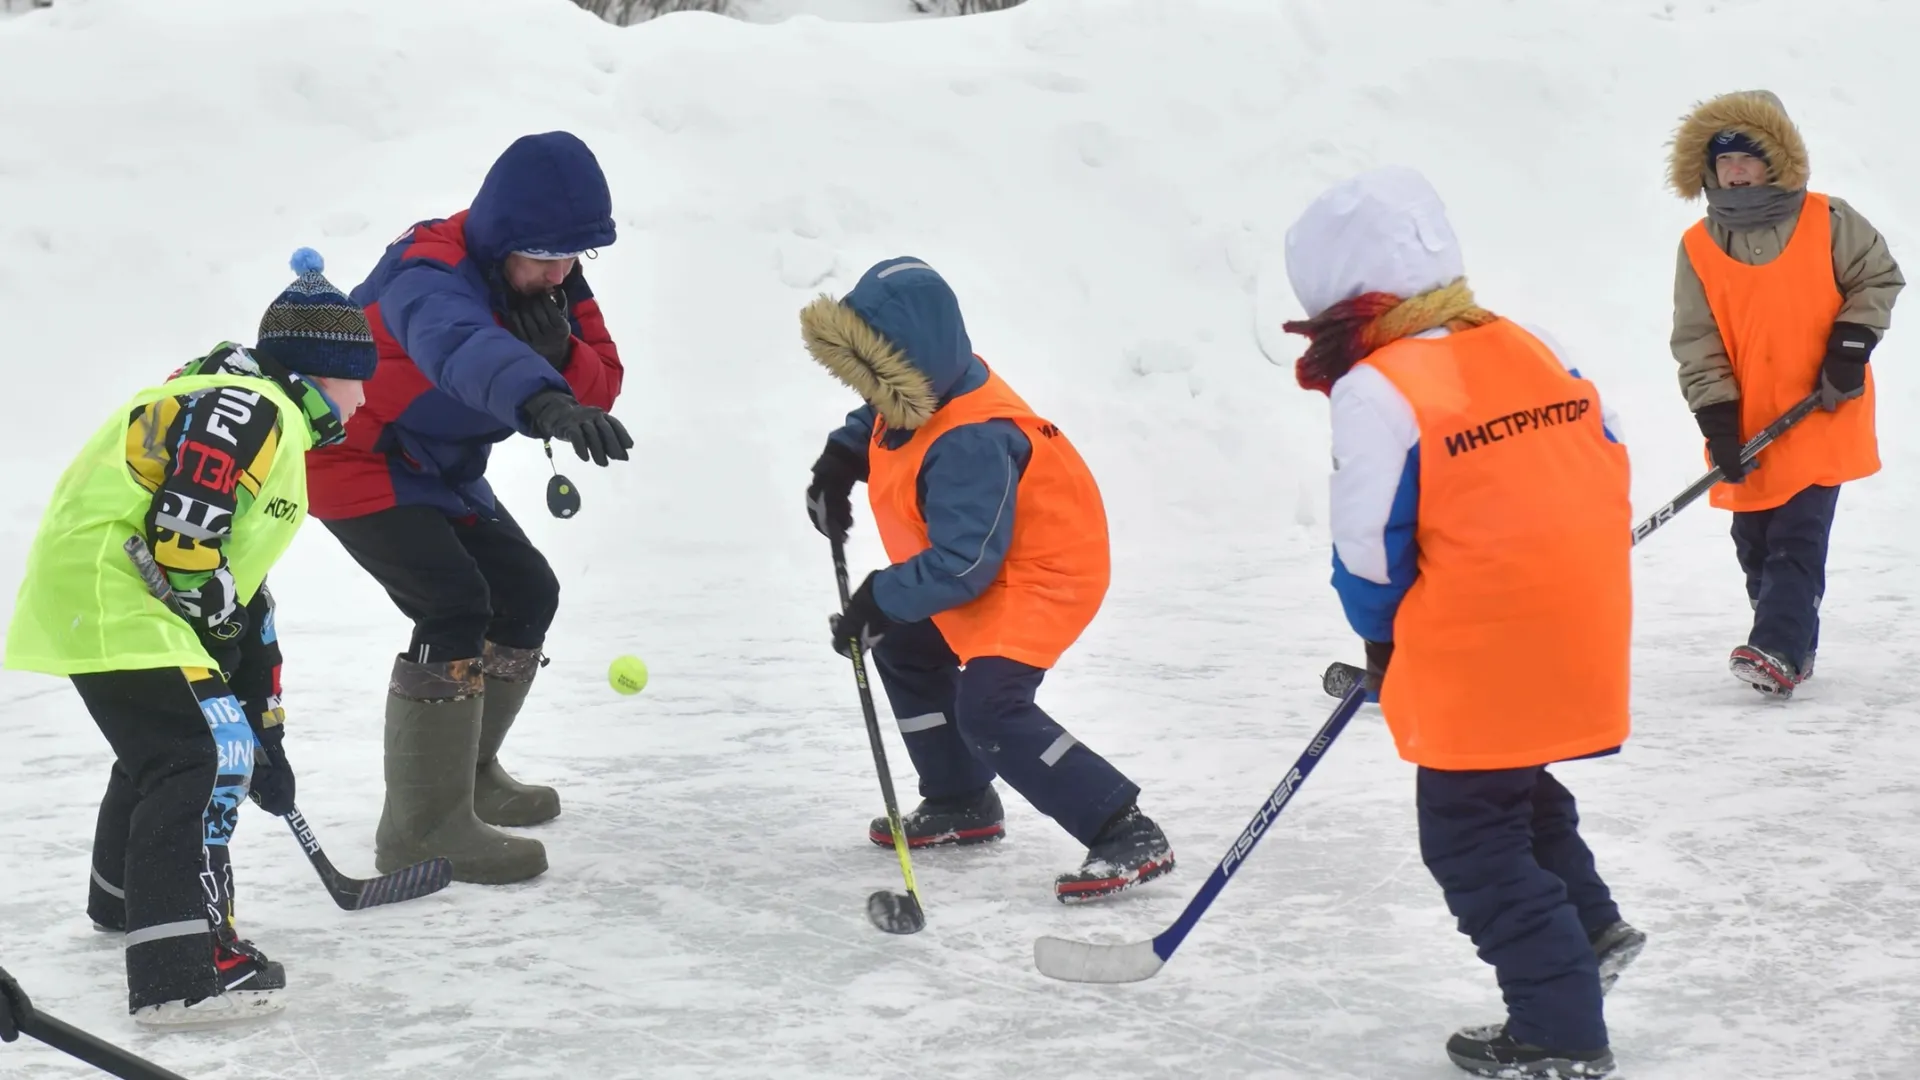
[1362,639,1393,702]
[806,439,866,543]
[523,390,633,467]
[248,718,295,817]
[830,572,897,659]
[503,289,574,371]
[1693,400,1748,483]
[1818,321,1876,412]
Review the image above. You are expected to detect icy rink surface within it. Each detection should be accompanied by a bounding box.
[1,0,1918,1076]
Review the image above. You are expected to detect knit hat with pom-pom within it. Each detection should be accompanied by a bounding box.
[255,247,377,380]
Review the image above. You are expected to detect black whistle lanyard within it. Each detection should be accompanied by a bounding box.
[544,440,581,519]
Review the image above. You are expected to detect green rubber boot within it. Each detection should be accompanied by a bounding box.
[474,642,561,828]
[374,655,547,885]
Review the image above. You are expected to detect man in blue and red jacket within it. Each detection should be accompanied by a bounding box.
[309,131,632,885]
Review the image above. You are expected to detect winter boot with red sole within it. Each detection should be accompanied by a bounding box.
[869,786,1005,849]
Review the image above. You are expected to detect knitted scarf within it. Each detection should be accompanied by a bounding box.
[1284,278,1497,394]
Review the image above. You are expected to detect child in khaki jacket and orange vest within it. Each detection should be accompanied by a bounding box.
[1284,166,1645,1078]
[1668,90,1904,699]
[799,256,1174,903]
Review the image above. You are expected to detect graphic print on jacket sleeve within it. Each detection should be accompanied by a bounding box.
[128,382,284,617]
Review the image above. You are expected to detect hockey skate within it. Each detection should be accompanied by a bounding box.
[133,990,284,1031]
[1729,644,1803,699]
[1446,1023,1614,1077]
[869,785,1005,849]
[1054,805,1174,903]
[214,929,286,995]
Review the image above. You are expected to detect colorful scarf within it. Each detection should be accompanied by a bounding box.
[1284,278,1497,394]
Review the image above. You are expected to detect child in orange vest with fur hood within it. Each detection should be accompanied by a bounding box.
[1668,90,1903,698]
[800,257,1174,903]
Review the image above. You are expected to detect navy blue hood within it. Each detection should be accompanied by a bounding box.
[465,131,617,265]
[841,257,975,399]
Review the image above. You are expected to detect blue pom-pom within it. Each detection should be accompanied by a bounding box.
[289,247,325,275]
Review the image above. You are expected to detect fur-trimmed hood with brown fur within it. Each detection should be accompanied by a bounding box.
[800,257,977,431]
[1667,90,1810,199]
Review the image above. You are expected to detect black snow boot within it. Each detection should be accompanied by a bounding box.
[1446,1023,1614,1077]
[1589,920,1646,996]
[869,785,1005,849]
[1730,644,1803,699]
[1054,804,1175,903]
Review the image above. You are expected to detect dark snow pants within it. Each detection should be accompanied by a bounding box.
[870,617,1138,846]
[321,502,560,664]
[76,667,255,1011]
[1732,483,1840,672]
[1417,765,1620,1052]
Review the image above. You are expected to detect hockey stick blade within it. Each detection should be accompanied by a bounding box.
[1033,935,1164,984]
[1322,661,1365,699]
[867,890,926,935]
[1033,679,1368,984]
[285,808,453,911]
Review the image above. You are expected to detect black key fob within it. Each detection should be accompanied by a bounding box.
[547,473,580,518]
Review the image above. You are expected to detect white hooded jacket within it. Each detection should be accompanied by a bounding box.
[1283,167,1621,642]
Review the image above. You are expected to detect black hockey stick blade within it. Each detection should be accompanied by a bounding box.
[867,889,927,935]
[344,856,454,911]
[285,808,453,911]
[1322,661,1366,699]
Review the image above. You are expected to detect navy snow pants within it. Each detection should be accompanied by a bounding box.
[870,617,1138,846]
[1417,765,1620,1052]
[1731,483,1840,671]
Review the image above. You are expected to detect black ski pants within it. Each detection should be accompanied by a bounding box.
[321,502,560,664]
[77,667,255,1011]
[1732,482,1840,671]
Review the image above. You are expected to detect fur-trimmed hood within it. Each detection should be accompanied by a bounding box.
[1667,90,1810,200]
[800,257,975,430]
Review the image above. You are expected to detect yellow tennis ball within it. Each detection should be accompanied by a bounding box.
[609,654,648,695]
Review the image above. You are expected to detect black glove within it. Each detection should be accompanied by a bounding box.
[503,289,574,371]
[1693,400,1748,483]
[806,439,866,543]
[830,572,897,659]
[523,390,633,467]
[248,717,295,817]
[1362,639,1393,702]
[174,565,247,676]
[0,964,28,1042]
[1818,321,1875,412]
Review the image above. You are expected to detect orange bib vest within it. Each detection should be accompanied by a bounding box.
[1362,320,1633,771]
[1683,192,1878,513]
[867,363,1110,670]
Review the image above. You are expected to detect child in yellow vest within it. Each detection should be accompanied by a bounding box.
[3,251,372,1028]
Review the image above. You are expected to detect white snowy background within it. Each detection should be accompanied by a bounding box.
[1,0,1916,1077]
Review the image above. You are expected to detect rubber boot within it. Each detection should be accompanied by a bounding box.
[374,655,547,885]
[474,641,561,827]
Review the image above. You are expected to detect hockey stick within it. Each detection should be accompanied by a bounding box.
[282,808,452,911]
[829,537,927,935]
[1034,675,1368,983]
[1630,390,1821,546]
[122,537,454,911]
[3,965,194,1080]
[1320,660,1367,700]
